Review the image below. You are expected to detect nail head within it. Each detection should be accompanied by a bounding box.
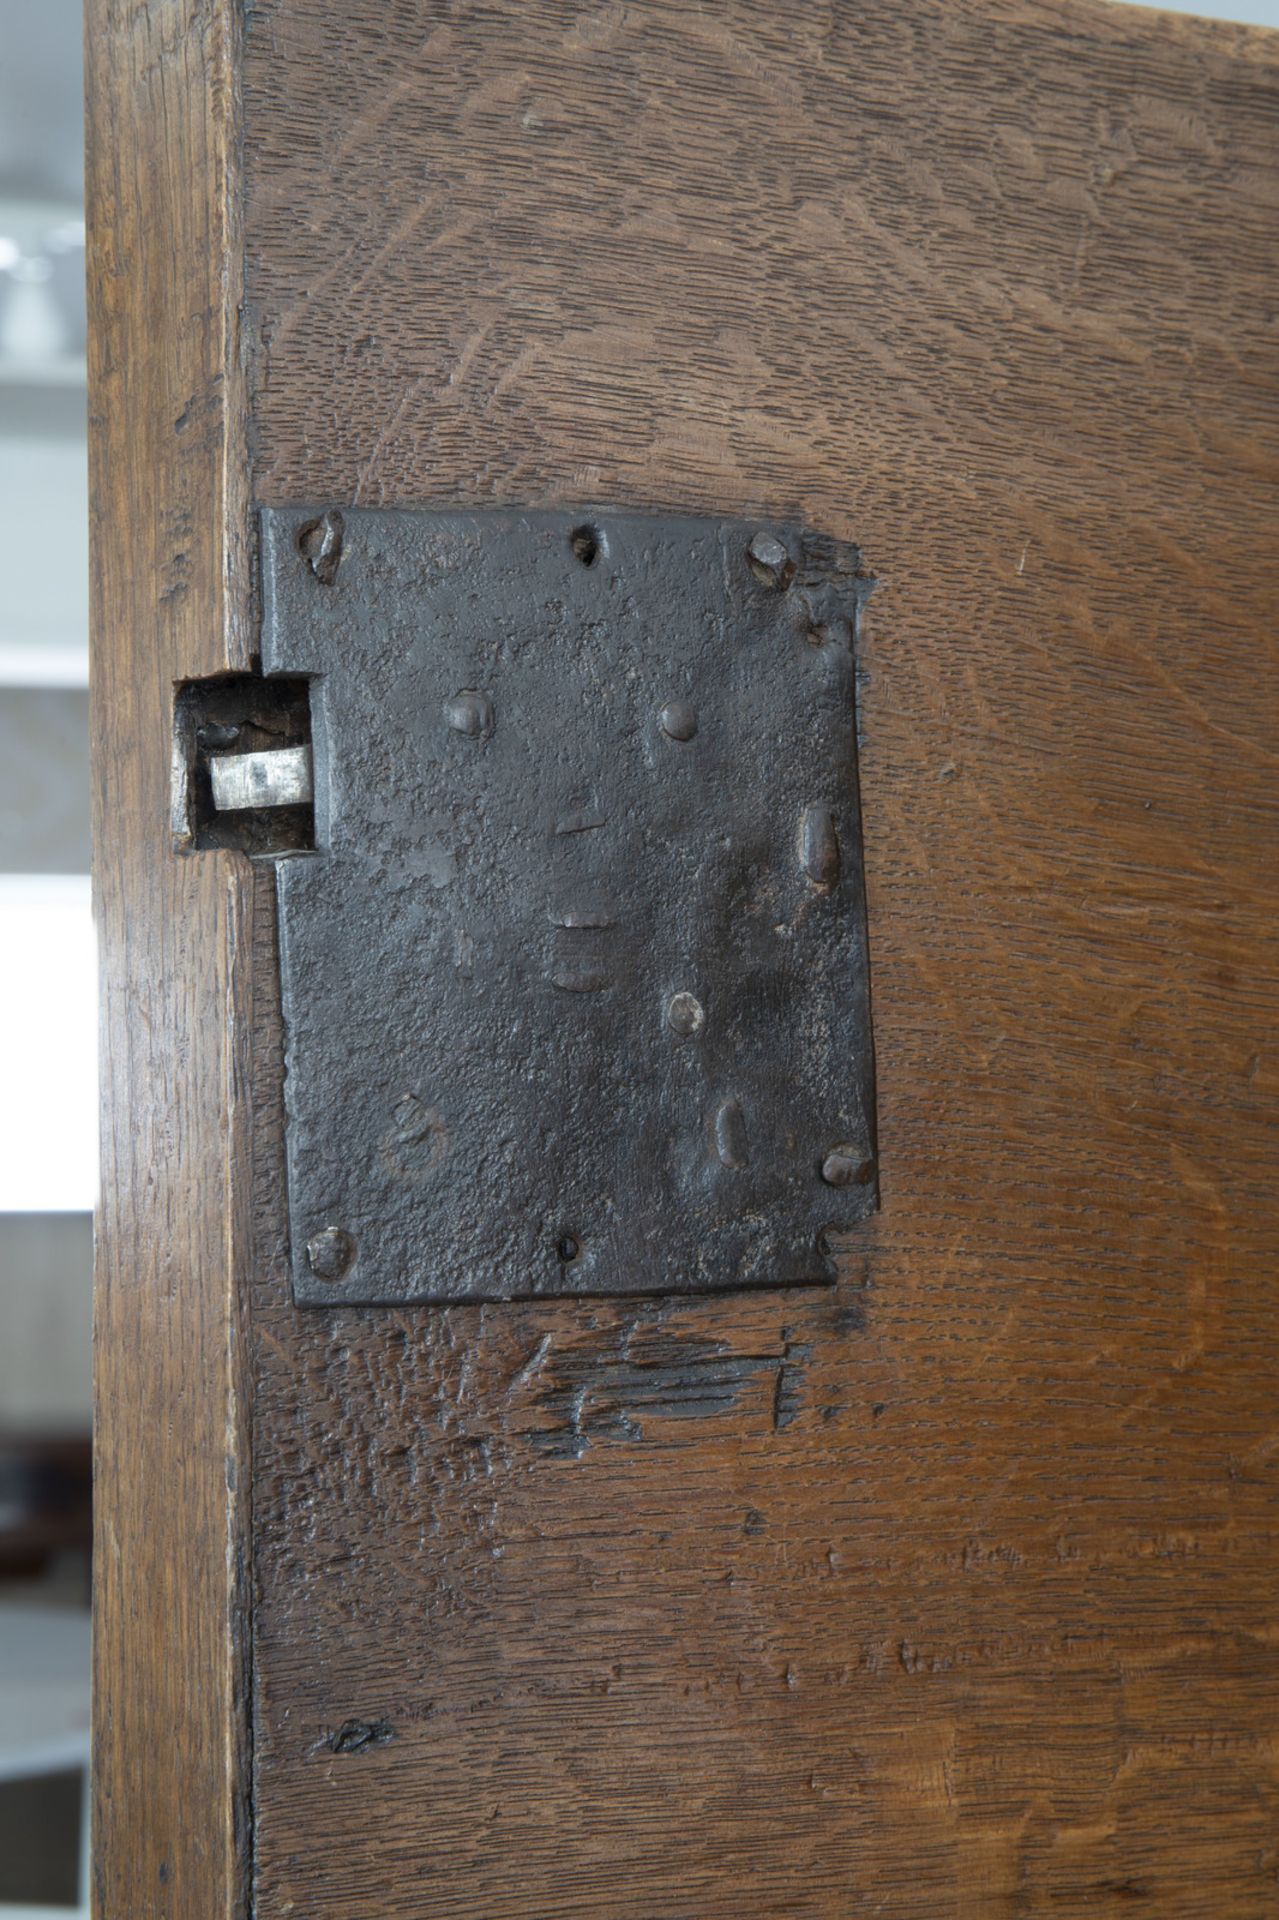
[667,991,706,1040]
[820,1145,875,1189]
[659,700,698,742]
[444,690,494,738]
[306,1225,356,1281]
[747,531,794,590]
[298,509,345,585]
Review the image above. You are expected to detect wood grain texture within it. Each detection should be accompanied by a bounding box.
[240,1,1278,1914]
[87,2,254,1914]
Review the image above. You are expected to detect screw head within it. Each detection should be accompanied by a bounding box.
[659,700,698,742]
[747,531,794,590]
[444,690,494,738]
[306,1225,356,1281]
[820,1144,875,1189]
[667,991,706,1040]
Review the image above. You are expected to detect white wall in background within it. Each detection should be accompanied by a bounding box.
[0,876,95,1213]
[0,438,88,685]
[1147,0,1278,18]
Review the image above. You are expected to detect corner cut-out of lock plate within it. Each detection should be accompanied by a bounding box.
[260,507,877,1305]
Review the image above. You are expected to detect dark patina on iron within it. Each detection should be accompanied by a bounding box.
[260,507,877,1305]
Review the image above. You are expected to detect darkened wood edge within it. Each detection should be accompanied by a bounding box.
[86,1,253,1915]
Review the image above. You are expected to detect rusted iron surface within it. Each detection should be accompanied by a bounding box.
[261,507,876,1304]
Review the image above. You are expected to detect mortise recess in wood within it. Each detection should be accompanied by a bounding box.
[87,1,253,1916]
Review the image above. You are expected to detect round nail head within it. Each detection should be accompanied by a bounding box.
[747,531,793,590]
[444,690,493,738]
[667,991,706,1040]
[306,1225,356,1281]
[820,1145,875,1189]
[660,700,698,742]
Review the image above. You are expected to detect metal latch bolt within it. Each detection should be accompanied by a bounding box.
[209,744,313,812]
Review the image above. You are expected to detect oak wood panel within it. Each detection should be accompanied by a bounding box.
[241,2,1279,1914]
[87,2,254,1914]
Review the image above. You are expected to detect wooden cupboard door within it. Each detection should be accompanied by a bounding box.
[89,1,1279,1916]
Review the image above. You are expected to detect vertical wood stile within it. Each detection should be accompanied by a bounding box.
[86,2,253,1913]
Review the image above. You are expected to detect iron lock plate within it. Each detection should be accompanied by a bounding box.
[261,507,876,1305]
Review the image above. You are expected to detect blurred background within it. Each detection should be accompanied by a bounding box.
[0,0,1273,1912]
[1,5,92,1914]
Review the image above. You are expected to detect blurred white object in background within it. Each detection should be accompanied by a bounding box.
[0,199,84,372]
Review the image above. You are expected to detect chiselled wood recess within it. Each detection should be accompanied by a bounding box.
[88,1,1278,1917]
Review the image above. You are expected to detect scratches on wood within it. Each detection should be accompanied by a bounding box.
[238,2,1279,1916]
[521,1322,805,1457]
[773,1332,813,1433]
[319,1718,396,1756]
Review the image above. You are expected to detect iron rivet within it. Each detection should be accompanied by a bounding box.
[820,1145,875,1189]
[557,1233,581,1262]
[667,991,706,1040]
[747,531,794,590]
[306,1225,356,1281]
[444,690,494,738]
[659,700,698,742]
